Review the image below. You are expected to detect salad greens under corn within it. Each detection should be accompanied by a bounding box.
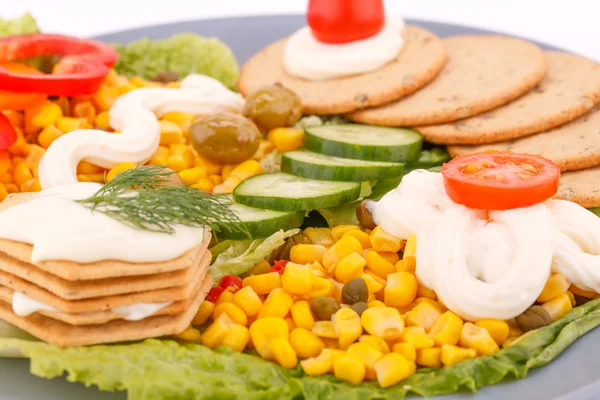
[1,297,600,400]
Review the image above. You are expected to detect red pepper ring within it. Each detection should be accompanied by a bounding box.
[0,34,119,96]
[0,114,17,150]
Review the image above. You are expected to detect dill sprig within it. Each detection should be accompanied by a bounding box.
[76,165,250,238]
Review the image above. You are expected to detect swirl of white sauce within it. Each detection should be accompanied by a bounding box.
[39,74,244,189]
[283,17,405,81]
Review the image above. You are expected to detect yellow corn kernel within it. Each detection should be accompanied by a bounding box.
[213,302,248,326]
[162,112,195,132]
[177,166,207,184]
[346,342,383,380]
[365,250,396,279]
[361,272,385,295]
[26,142,46,173]
[222,324,250,352]
[359,335,390,354]
[301,349,334,376]
[0,184,7,201]
[106,162,137,182]
[280,317,293,332]
[72,101,96,124]
[148,146,170,166]
[312,321,339,339]
[384,271,418,308]
[416,347,442,368]
[416,285,437,301]
[175,326,202,342]
[322,337,339,349]
[252,139,276,160]
[208,174,222,185]
[569,285,599,299]
[201,313,235,348]
[374,352,416,388]
[392,342,416,361]
[3,111,23,128]
[233,286,262,317]
[441,344,477,367]
[291,300,316,330]
[406,301,443,331]
[93,85,120,111]
[76,161,102,175]
[475,319,509,346]
[376,251,400,265]
[268,337,298,369]
[56,117,90,133]
[30,101,63,129]
[460,322,499,355]
[168,143,194,167]
[192,301,215,325]
[258,288,294,319]
[414,297,446,311]
[221,164,237,180]
[333,353,366,385]
[7,127,27,156]
[342,229,371,249]
[190,178,214,192]
[542,292,573,322]
[310,261,327,277]
[400,326,435,349]
[214,290,235,307]
[13,161,33,186]
[506,319,524,339]
[370,226,403,253]
[403,234,417,272]
[78,173,106,183]
[368,300,386,308]
[19,178,41,193]
[334,252,366,283]
[0,173,13,185]
[95,111,110,130]
[428,311,463,346]
[290,244,327,264]
[4,183,18,193]
[303,227,335,247]
[332,308,363,348]
[305,275,335,299]
[159,120,184,146]
[269,127,304,152]
[249,317,289,360]
[331,225,361,242]
[290,328,325,359]
[566,290,576,306]
[361,307,404,341]
[37,124,63,149]
[212,176,242,194]
[537,273,570,303]
[194,153,222,175]
[229,160,264,180]
[282,262,313,295]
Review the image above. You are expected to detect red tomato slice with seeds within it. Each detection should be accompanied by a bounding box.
[441,152,560,210]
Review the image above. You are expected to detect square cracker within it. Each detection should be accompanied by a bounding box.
[0,275,213,347]
[0,251,210,314]
[0,246,203,300]
[0,232,210,281]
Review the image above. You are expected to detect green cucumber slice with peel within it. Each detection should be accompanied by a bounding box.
[281,150,404,181]
[304,124,422,162]
[214,198,305,240]
[233,172,361,211]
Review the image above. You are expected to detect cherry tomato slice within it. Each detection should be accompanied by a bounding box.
[205,286,225,303]
[270,260,289,275]
[0,62,46,111]
[441,152,560,210]
[218,275,243,292]
[307,0,385,44]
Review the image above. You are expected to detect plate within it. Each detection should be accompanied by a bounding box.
[1,15,598,400]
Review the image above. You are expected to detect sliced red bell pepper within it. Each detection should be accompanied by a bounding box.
[218,275,243,292]
[205,286,225,303]
[0,34,119,96]
[270,260,289,275]
[0,62,46,111]
[0,114,17,150]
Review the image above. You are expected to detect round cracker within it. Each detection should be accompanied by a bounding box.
[448,105,600,172]
[555,166,600,208]
[237,26,446,115]
[417,52,600,145]
[347,35,546,126]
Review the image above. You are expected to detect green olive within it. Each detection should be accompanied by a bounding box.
[342,278,369,305]
[356,200,376,230]
[243,84,302,132]
[268,234,310,264]
[515,305,552,332]
[310,296,341,321]
[351,301,368,316]
[189,112,261,164]
[150,71,180,83]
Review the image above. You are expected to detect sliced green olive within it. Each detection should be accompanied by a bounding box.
[356,200,376,230]
[515,305,552,332]
[351,301,368,316]
[243,84,302,132]
[342,278,369,305]
[310,296,341,321]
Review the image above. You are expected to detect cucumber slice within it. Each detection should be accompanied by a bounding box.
[215,199,305,240]
[233,172,361,211]
[281,150,404,182]
[304,124,422,162]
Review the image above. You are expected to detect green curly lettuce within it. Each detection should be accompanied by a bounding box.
[0,13,39,36]
[2,297,600,399]
[112,33,239,88]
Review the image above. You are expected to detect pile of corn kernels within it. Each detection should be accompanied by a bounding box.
[179,224,594,388]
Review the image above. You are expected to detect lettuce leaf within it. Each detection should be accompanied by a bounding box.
[208,229,299,279]
[2,297,600,399]
[112,33,239,88]
[0,13,39,36]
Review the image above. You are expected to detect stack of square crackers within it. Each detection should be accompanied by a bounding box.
[0,234,212,347]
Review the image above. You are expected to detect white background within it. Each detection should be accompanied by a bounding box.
[3,0,600,61]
